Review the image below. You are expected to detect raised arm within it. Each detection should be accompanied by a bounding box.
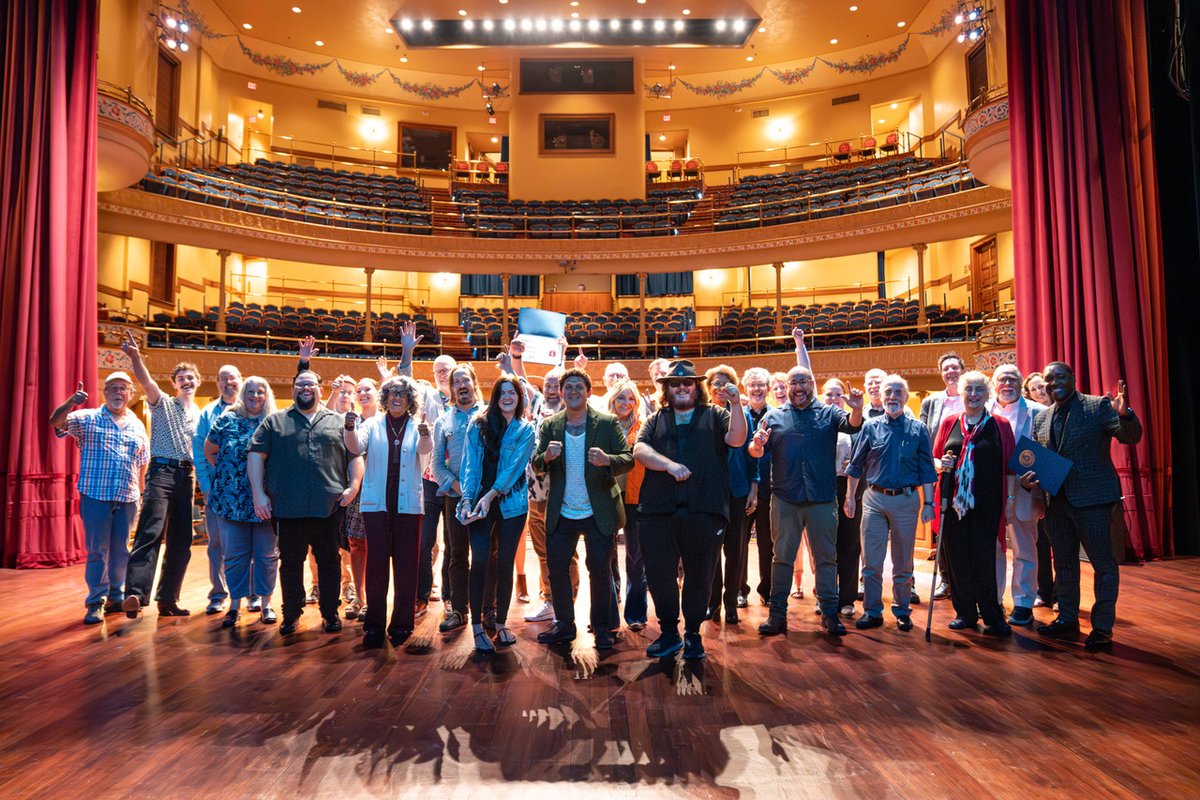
[297,335,318,374]
[793,327,812,371]
[396,320,423,377]
[121,331,161,406]
[723,388,747,448]
[49,382,88,429]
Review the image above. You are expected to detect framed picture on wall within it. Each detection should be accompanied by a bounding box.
[538,114,615,155]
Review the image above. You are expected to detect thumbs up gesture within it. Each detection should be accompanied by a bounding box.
[70,381,88,406]
[752,418,771,448]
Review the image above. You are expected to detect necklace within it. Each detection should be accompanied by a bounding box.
[387,414,407,446]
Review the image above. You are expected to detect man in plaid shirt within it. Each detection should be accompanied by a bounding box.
[51,371,149,624]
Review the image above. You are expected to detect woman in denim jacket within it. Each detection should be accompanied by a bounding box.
[459,373,536,652]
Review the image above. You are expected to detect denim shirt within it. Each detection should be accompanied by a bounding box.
[846,413,938,489]
[193,398,231,495]
[431,401,485,497]
[760,400,861,504]
[460,416,536,519]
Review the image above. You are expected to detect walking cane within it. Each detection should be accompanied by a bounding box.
[926,450,956,642]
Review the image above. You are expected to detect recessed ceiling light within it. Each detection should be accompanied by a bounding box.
[878,118,886,124]
[491,136,499,143]
[400,54,408,62]
[890,102,899,109]
[610,19,621,31]
[499,0,508,4]
[570,12,580,20]
[745,55,754,61]
[849,5,858,10]
[588,19,600,32]
[422,19,434,31]
[400,19,412,31]
[242,22,252,29]
[291,6,301,13]
[654,20,665,32]
[570,1,579,6]
[550,19,563,31]
[464,20,474,30]
[668,63,676,70]
[457,9,467,15]
[638,0,647,4]
[631,19,643,30]
[314,40,324,46]
[758,26,766,33]
[483,19,495,31]
[830,38,838,44]
[569,17,581,29]
[521,18,532,31]
[674,20,685,31]
[715,20,727,32]
[683,9,692,16]
[658,134,667,141]
[477,63,485,71]
[897,21,906,27]
[732,19,746,32]
[535,18,547,31]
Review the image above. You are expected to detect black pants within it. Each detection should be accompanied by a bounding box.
[439,499,472,616]
[643,509,724,634]
[418,478,445,602]
[835,475,862,608]
[942,505,1005,628]
[1035,519,1057,604]
[126,461,194,605]
[277,511,343,621]
[547,516,612,631]
[362,511,421,635]
[740,489,772,600]
[1044,500,1120,633]
[468,507,526,625]
[710,494,748,610]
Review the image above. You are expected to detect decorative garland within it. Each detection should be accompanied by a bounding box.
[335,62,388,88]
[675,70,766,99]
[237,39,331,77]
[767,60,819,86]
[387,74,483,101]
[819,38,910,76]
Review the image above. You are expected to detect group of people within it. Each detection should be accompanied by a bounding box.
[52,323,1141,655]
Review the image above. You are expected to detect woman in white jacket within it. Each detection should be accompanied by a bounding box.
[344,375,433,649]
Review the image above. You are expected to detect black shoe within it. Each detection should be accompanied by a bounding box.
[536,621,577,644]
[757,615,788,636]
[1084,630,1113,651]
[896,614,913,631]
[646,631,683,658]
[104,601,124,615]
[822,614,847,636]
[221,610,239,629]
[736,594,748,609]
[933,581,951,601]
[157,603,191,617]
[388,629,413,647]
[1007,606,1034,626]
[948,617,979,631]
[855,615,883,630]
[1037,618,1081,639]
[724,604,739,624]
[362,629,385,649]
[983,623,1013,637]
[682,632,706,660]
[483,607,497,633]
[594,629,615,650]
[280,616,300,635]
[322,616,343,632]
[909,591,921,606]
[438,610,466,633]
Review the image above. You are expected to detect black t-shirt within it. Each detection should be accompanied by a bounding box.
[637,404,732,520]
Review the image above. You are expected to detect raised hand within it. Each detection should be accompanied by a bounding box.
[70,381,88,406]
[724,384,743,407]
[792,326,807,349]
[298,335,318,361]
[509,337,526,358]
[572,347,588,370]
[375,355,395,380]
[845,388,865,409]
[1108,379,1130,417]
[495,348,513,373]
[344,411,357,428]
[752,420,771,448]
[400,320,424,352]
[121,330,141,360]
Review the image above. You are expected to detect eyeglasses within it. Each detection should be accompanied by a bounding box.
[666,380,696,389]
[294,381,318,389]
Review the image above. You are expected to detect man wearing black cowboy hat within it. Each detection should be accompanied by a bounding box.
[634,360,747,660]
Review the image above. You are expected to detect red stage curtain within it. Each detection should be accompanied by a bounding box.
[1008,0,1172,558]
[0,0,98,567]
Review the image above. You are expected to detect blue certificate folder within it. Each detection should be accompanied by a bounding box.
[1008,436,1073,496]
[516,308,567,366]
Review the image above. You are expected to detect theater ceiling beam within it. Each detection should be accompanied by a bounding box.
[98,187,1012,275]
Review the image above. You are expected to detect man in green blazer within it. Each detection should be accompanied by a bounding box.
[531,368,633,648]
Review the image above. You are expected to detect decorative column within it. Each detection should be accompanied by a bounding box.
[773,261,784,336]
[215,248,230,335]
[914,243,928,327]
[637,271,648,351]
[363,267,375,343]
[501,273,511,341]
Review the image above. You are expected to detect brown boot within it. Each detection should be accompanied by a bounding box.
[515,574,530,603]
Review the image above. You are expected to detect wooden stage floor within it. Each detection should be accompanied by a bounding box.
[1,545,1197,799]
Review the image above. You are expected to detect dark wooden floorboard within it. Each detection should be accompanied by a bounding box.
[0,548,1197,798]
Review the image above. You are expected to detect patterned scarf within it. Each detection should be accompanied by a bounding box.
[952,412,990,520]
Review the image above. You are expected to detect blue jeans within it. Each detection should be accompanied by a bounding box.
[622,503,648,624]
[204,508,228,602]
[219,514,279,600]
[79,494,136,607]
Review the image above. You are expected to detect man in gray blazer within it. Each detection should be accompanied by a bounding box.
[1023,362,1142,651]
[920,352,965,600]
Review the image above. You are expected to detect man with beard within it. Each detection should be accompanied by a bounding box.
[532,368,633,648]
[431,364,485,632]
[248,371,357,635]
[119,332,201,618]
[51,372,149,624]
[634,360,747,660]
[1024,362,1141,651]
[845,375,937,632]
[749,365,864,637]
[193,364,242,615]
[921,353,966,601]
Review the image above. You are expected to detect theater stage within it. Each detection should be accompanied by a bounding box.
[0,547,1196,799]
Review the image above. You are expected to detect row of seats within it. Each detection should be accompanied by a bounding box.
[451,189,703,239]
[715,164,981,229]
[703,318,978,356]
[460,306,694,346]
[717,300,966,340]
[731,156,931,201]
[737,153,921,186]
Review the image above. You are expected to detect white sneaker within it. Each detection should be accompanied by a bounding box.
[839,604,856,618]
[524,600,555,622]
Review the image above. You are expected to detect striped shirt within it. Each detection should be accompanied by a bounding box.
[148,395,199,461]
[63,407,149,502]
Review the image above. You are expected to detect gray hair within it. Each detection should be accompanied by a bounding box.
[230,376,277,418]
[881,374,909,392]
[958,370,991,397]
